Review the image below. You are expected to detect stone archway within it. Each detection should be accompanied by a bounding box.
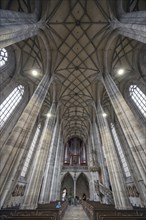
[61,173,74,199]
[76,173,89,200]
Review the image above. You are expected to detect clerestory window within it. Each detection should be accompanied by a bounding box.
[0,85,24,128]
[111,123,131,177]
[0,48,8,67]
[21,124,41,177]
[129,85,146,118]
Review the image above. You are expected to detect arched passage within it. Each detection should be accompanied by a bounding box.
[76,173,89,200]
[61,173,74,199]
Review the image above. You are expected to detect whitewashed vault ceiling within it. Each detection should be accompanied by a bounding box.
[1,0,145,143]
[45,0,111,142]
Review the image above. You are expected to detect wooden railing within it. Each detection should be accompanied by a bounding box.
[82,200,146,220]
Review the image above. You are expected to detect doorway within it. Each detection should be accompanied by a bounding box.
[61,173,74,199]
[76,173,89,200]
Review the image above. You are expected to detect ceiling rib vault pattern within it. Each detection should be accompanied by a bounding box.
[46,0,110,142]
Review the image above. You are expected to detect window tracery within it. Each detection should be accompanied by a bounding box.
[21,124,41,177]
[0,48,8,67]
[0,85,24,128]
[129,85,146,118]
[111,123,131,177]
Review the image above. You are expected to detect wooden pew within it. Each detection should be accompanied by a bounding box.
[37,200,68,219]
[0,201,68,220]
[95,209,146,220]
[0,209,58,220]
[81,200,146,220]
[0,217,54,220]
[99,217,146,220]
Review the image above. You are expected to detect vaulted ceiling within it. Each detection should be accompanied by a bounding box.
[47,0,110,141]
[1,0,145,143]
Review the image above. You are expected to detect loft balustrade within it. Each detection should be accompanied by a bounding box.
[62,165,88,172]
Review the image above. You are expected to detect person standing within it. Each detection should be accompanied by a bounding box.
[82,193,86,201]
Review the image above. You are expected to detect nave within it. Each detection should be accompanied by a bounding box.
[0,200,146,220]
[0,0,146,213]
[63,205,89,220]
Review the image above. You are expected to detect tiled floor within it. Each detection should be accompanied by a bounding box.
[62,204,90,220]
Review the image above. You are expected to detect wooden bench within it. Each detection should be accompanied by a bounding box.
[0,201,68,220]
[81,201,146,220]
[0,209,58,220]
[38,202,58,209]
[0,217,55,220]
[95,209,146,220]
[99,217,146,220]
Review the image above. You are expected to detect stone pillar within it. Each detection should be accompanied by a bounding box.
[92,121,109,188]
[115,122,146,206]
[86,131,98,201]
[0,72,52,208]
[55,137,64,200]
[111,11,146,43]
[0,1,43,47]
[73,173,76,198]
[21,103,57,209]
[39,115,60,203]
[103,73,146,184]
[87,129,93,167]
[92,120,110,203]
[86,138,93,200]
[90,125,100,202]
[96,104,132,209]
[49,129,63,201]
[90,125,97,165]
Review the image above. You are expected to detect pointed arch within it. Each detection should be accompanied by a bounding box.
[76,172,90,200]
[61,172,74,198]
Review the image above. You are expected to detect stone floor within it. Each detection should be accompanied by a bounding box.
[62,204,90,220]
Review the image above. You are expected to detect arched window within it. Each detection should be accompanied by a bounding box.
[0,85,24,128]
[111,123,131,177]
[0,48,8,67]
[129,85,146,117]
[21,124,41,177]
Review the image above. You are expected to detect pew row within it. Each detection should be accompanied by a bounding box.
[0,201,68,220]
[82,201,146,220]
